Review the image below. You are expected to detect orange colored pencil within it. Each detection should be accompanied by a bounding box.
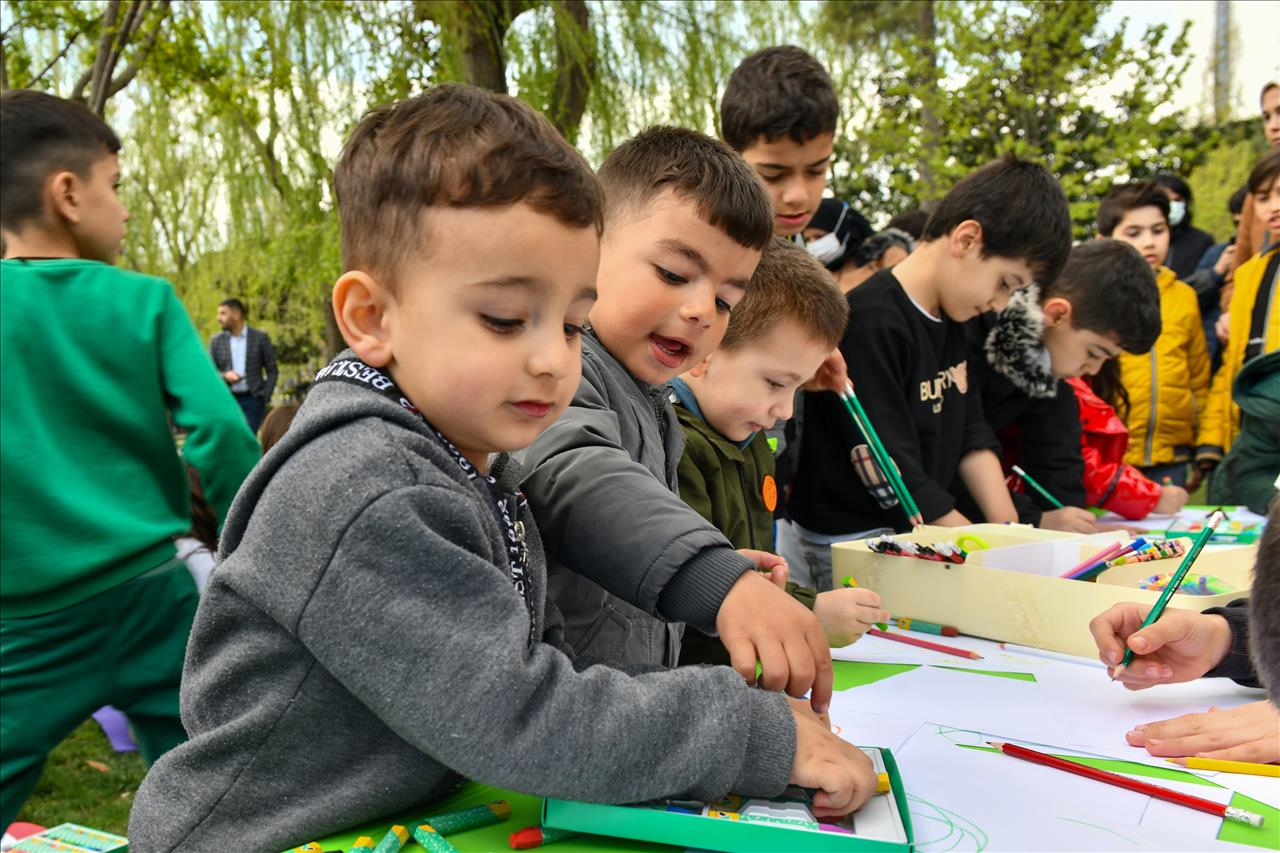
[867,628,981,659]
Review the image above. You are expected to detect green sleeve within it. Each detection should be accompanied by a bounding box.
[676,429,717,529]
[157,285,260,527]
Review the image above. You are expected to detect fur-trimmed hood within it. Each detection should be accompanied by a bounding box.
[984,284,1058,399]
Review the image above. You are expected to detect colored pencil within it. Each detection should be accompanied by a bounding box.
[1168,757,1280,777]
[1059,541,1126,579]
[1011,465,1065,509]
[867,627,981,659]
[840,383,923,526]
[1114,511,1224,676]
[891,616,959,637]
[990,742,1263,827]
[1071,537,1149,581]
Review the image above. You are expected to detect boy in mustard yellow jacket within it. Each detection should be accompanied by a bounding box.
[1198,149,1280,474]
[1097,181,1211,488]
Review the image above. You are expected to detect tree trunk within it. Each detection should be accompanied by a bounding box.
[917,0,940,198]
[430,0,531,93]
[549,0,594,142]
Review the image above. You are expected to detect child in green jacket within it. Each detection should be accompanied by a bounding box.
[674,237,888,664]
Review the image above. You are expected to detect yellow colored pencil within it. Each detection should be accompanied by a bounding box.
[1168,757,1280,777]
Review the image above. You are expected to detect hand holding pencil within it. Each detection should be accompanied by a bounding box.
[1088,603,1234,690]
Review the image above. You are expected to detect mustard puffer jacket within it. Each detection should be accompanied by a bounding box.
[1198,246,1280,461]
[1118,267,1211,467]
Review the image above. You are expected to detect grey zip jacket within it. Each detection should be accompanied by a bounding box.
[127,354,794,852]
[519,333,755,668]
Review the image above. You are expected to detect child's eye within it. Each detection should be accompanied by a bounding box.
[564,322,584,339]
[766,379,785,390]
[481,315,523,334]
[715,297,733,313]
[655,266,688,285]
[760,174,784,184]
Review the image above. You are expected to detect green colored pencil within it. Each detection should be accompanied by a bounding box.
[840,383,923,526]
[1011,464,1065,509]
[1113,511,1224,677]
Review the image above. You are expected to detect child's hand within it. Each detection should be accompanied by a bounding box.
[718,570,833,712]
[813,587,890,648]
[1040,507,1098,533]
[788,702,877,818]
[801,347,849,393]
[1154,484,1188,515]
[739,548,788,589]
[1088,602,1232,687]
[1126,701,1279,763]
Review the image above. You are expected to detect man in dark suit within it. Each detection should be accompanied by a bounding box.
[210,298,277,433]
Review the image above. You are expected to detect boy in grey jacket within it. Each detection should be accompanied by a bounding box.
[519,127,836,711]
[127,86,874,852]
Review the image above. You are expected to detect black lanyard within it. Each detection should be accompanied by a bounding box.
[312,357,536,645]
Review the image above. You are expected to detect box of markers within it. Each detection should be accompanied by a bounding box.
[542,747,912,852]
[9,824,128,852]
[833,524,1255,658]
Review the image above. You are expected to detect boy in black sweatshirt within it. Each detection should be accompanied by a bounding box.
[788,158,1072,584]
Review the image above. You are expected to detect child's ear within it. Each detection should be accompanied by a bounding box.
[47,170,84,225]
[332,271,393,367]
[1042,297,1073,327]
[685,356,712,378]
[949,220,984,258]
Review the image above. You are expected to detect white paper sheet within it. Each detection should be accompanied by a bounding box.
[1030,658,1262,754]
[833,664,1070,746]
[885,724,1242,852]
[827,708,925,753]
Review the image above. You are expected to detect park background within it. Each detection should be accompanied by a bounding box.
[1,0,1278,830]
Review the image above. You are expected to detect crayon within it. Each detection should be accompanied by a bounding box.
[416,801,512,835]
[892,616,959,637]
[1168,757,1280,777]
[349,837,375,853]
[290,845,323,853]
[370,825,410,853]
[412,823,461,853]
[508,826,581,849]
[876,772,891,794]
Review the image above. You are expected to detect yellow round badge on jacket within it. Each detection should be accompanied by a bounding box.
[762,475,778,512]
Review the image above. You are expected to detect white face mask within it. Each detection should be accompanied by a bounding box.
[1168,199,1186,228]
[806,203,849,266]
[806,231,844,265]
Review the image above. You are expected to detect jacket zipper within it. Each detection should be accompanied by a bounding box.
[1144,348,1157,466]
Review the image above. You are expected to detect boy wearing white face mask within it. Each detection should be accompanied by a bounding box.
[1153,174,1216,281]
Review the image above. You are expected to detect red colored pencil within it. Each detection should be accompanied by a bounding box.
[989,742,1263,827]
[867,628,981,659]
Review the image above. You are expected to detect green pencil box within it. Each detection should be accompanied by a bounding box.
[542,747,913,852]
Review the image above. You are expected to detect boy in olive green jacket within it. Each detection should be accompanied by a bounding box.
[674,238,887,664]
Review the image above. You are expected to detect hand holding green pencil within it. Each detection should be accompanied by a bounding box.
[1110,511,1225,680]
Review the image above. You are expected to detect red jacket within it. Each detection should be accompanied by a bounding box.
[1067,378,1161,519]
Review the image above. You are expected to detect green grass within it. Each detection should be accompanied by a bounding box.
[15,720,148,835]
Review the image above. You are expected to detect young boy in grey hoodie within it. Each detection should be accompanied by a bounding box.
[127,85,874,852]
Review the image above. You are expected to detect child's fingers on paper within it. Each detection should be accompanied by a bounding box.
[1197,737,1280,764]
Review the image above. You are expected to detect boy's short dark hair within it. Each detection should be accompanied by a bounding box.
[1247,149,1280,194]
[0,89,122,234]
[1096,180,1170,237]
[886,208,930,240]
[219,298,247,316]
[597,126,773,250]
[720,237,848,352]
[920,157,1072,285]
[1041,239,1161,354]
[334,83,603,289]
[719,46,839,152]
[1228,185,1248,216]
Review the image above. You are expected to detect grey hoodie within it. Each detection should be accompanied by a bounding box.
[127,354,794,852]
[518,333,756,669]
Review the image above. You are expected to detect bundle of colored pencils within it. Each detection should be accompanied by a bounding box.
[838,382,923,527]
[1061,537,1152,581]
